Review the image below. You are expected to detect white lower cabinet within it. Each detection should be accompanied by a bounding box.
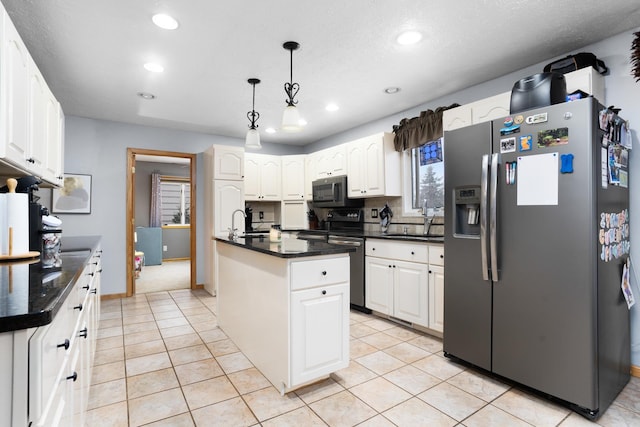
[291,282,349,385]
[365,239,444,332]
[428,264,445,333]
[29,243,102,427]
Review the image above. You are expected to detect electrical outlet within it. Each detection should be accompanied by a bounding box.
[163,245,168,252]
[371,208,378,218]
[259,211,264,220]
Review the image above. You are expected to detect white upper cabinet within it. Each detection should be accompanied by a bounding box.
[281,155,305,200]
[0,10,30,168]
[0,4,65,185]
[316,144,347,178]
[304,153,318,200]
[346,132,400,198]
[244,153,282,201]
[213,145,244,180]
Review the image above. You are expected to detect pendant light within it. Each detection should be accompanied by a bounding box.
[245,78,261,149]
[281,41,302,132]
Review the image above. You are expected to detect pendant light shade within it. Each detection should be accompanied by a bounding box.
[245,128,260,149]
[245,78,261,149]
[282,41,302,132]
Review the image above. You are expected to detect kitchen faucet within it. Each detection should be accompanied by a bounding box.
[229,209,246,239]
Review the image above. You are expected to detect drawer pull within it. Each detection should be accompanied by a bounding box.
[440,254,444,259]
[93,262,99,266]
[91,289,98,294]
[429,270,432,274]
[74,303,83,311]
[79,328,88,339]
[87,272,94,277]
[97,269,103,273]
[322,290,327,295]
[66,372,78,382]
[321,271,327,276]
[82,285,90,290]
[411,251,415,255]
[57,339,70,350]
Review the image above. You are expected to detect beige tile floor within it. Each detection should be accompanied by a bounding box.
[87,289,640,426]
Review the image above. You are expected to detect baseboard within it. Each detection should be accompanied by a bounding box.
[194,284,204,289]
[632,365,640,378]
[101,293,127,300]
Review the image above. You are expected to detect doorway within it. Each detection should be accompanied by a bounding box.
[126,148,197,297]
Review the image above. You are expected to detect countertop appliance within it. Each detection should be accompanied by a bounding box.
[443,97,630,419]
[312,175,364,208]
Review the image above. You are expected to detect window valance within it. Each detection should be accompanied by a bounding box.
[392,103,459,151]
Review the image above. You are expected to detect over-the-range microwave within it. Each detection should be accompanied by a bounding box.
[311,175,364,208]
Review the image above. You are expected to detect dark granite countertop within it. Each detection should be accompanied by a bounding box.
[284,229,444,244]
[216,235,355,258]
[0,235,101,333]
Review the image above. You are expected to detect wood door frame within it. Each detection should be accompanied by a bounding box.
[126,148,197,297]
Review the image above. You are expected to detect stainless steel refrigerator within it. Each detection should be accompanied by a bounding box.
[443,97,630,419]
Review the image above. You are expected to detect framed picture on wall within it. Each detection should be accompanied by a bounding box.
[52,173,92,214]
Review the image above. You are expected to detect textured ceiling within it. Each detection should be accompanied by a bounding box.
[3,0,640,146]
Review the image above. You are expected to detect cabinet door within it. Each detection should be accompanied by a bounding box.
[304,154,317,200]
[243,155,261,200]
[428,264,444,333]
[259,156,282,200]
[393,260,429,327]
[442,104,472,131]
[291,282,349,386]
[328,145,347,176]
[471,92,510,124]
[1,14,30,166]
[363,136,384,196]
[346,142,365,198]
[282,155,305,200]
[43,89,63,185]
[282,201,307,230]
[365,257,393,314]
[28,57,47,177]
[214,146,244,180]
[214,180,244,236]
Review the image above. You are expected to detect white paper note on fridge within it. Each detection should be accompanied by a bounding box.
[517,152,559,206]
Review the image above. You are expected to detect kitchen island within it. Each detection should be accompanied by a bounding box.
[215,235,352,393]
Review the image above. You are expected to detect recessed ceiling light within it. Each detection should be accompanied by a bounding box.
[265,127,277,134]
[384,87,401,94]
[137,92,156,100]
[396,31,422,45]
[144,62,164,73]
[325,103,339,112]
[152,14,179,30]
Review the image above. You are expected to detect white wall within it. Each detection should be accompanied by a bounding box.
[62,27,640,364]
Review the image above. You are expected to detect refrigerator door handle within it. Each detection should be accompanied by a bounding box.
[480,154,490,281]
[490,153,500,281]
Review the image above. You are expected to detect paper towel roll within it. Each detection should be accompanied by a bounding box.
[1,193,29,256]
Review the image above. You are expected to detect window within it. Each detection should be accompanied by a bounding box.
[404,138,445,216]
[160,176,190,225]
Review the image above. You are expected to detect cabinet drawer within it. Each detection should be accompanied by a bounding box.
[291,256,349,291]
[365,239,428,263]
[29,297,72,422]
[428,244,444,266]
